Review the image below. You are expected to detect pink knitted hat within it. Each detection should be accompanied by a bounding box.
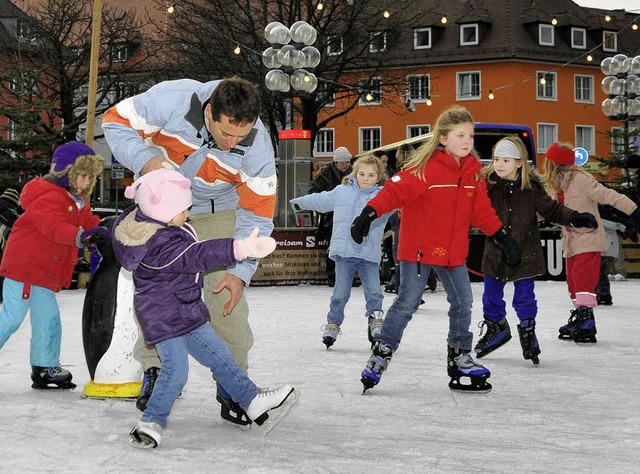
[125,168,192,223]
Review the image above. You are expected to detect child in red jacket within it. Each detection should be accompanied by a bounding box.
[351,105,521,393]
[0,142,108,390]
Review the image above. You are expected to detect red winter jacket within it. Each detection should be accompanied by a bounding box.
[0,177,100,294]
[367,149,503,267]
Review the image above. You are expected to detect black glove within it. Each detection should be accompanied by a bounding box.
[81,226,112,244]
[491,227,522,267]
[351,205,377,244]
[569,211,598,229]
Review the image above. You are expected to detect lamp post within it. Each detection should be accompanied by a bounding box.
[601,54,640,181]
[263,21,321,129]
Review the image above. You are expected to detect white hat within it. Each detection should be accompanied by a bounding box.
[494,139,522,159]
[333,146,352,162]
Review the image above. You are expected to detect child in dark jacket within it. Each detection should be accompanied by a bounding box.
[0,142,107,390]
[477,136,597,365]
[350,105,521,394]
[112,168,295,448]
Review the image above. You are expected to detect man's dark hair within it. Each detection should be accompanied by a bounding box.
[209,77,261,125]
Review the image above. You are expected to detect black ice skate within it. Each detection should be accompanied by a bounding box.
[474,317,512,358]
[517,319,541,365]
[216,385,253,428]
[558,309,580,339]
[447,346,492,393]
[321,323,341,349]
[31,366,76,390]
[361,341,394,393]
[136,367,159,412]
[570,306,597,343]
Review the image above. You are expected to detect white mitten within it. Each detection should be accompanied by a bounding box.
[234,227,277,260]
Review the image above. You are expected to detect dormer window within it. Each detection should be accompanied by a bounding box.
[571,28,586,49]
[414,28,432,49]
[326,35,343,56]
[460,24,479,46]
[16,19,36,42]
[370,31,387,53]
[603,31,617,52]
[539,24,554,46]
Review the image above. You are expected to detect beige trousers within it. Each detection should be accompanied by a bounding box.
[134,210,253,372]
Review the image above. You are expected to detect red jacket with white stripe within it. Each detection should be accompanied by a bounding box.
[366,149,503,267]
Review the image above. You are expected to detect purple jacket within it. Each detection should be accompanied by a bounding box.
[112,205,236,346]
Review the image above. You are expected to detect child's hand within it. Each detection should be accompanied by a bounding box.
[491,228,522,267]
[81,226,112,243]
[351,206,377,244]
[234,227,277,260]
[569,212,598,229]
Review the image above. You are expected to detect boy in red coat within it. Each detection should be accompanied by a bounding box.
[0,141,109,389]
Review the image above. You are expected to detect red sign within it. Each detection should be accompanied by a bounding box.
[278,130,311,140]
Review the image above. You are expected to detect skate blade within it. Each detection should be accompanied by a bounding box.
[260,388,299,436]
[361,376,377,394]
[32,382,77,390]
[449,379,492,394]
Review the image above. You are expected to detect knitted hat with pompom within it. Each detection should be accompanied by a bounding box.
[124,168,192,224]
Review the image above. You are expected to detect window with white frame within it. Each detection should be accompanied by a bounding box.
[314,129,335,156]
[370,31,386,53]
[7,78,18,92]
[414,28,432,49]
[603,31,617,52]
[571,28,586,49]
[6,119,16,140]
[539,24,554,46]
[326,36,343,56]
[537,123,557,152]
[574,75,594,104]
[457,72,481,100]
[16,19,36,42]
[406,75,430,101]
[360,127,381,152]
[576,126,595,154]
[407,125,430,138]
[537,72,557,100]
[359,77,382,105]
[609,126,636,154]
[460,24,479,46]
[111,43,129,63]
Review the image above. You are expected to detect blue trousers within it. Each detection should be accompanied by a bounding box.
[482,276,537,322]
[327,256,384,325]
[377,261,474,351]
[0,278,62,367]
[142,323,260,429]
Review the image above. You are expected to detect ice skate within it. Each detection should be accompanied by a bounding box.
[367,310,384,347]
[474,317,511,358]
[558,309,580,339]
[216,385,252,428]
[130,421,163,448]
[136,367,159,412]
[517,319,541,365]
[246,384,297,434]
[570,306,597,343]
[321,323,341,349]
[31,366,76,390]
[361,341,393,393]
[447,346,492,393]
[596,294,613,306]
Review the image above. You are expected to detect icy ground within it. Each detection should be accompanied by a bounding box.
[1,279,639,473]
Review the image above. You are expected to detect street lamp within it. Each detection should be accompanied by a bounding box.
[263,21,320,95]
[601,54,640,175]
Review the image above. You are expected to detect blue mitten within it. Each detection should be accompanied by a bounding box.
[81,226,112,243]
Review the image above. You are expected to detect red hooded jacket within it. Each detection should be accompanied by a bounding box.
[367,149,503,267]
[0,177,100,294]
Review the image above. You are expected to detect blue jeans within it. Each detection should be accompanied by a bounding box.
[377,261,474,351]
[142,323,260,429]
[327,256,384,325]
[0,278,62,366]
[482,276,537,322]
